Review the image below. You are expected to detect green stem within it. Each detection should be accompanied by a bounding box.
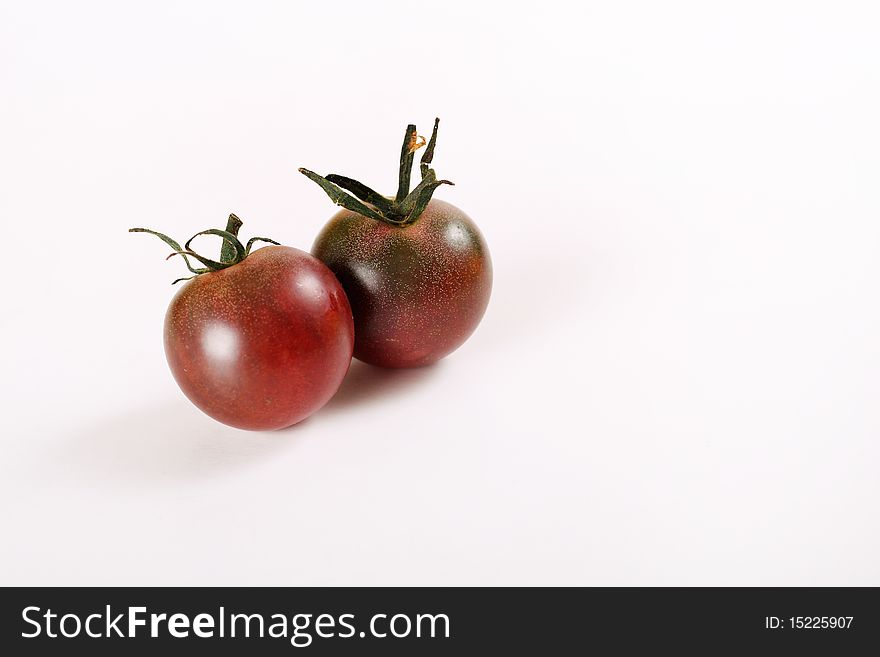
[186,228,246,265]
[396,124,418,203]
[220,214,243,264]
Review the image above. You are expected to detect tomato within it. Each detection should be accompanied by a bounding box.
[311,199,490,368]
[300,119,492,368]
[131,216,354,430]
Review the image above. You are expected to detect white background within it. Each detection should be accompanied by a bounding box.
[2,1,878,585]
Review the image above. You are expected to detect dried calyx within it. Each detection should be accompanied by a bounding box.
[299,118,453,226]
[129,214,279,284]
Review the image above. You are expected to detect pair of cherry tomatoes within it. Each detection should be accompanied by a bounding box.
[134,120,492,430]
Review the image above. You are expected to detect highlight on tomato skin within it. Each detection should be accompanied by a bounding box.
[130,215,355,431]
[299,118,493,368]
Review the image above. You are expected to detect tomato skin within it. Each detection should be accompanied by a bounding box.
[163,245,354,430]
[312,199,492,368]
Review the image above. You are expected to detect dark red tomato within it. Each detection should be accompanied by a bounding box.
[165,246,353,429]
[300,119,492,368]
[132,217,354,430]
[312,199,491,368]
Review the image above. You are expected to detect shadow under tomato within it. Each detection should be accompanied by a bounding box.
[315,358,442,416]
[61,362,440,483]
[60,399,300,487]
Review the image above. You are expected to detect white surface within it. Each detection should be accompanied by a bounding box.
[1,1,879,585]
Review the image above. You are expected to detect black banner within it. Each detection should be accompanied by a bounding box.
[1,587,877,654]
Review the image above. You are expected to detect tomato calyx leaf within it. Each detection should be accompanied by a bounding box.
[299,117,454,226]
[245,236,281,255]
[324,174,396,216]
[186,228,246,265]
[298,168,388,222]
[419,117,440,178]
[130,214,281,284]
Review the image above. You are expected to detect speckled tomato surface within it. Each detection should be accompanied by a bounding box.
[313,199,492,368]
[164,245,354,430]
[301,119,493,368]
